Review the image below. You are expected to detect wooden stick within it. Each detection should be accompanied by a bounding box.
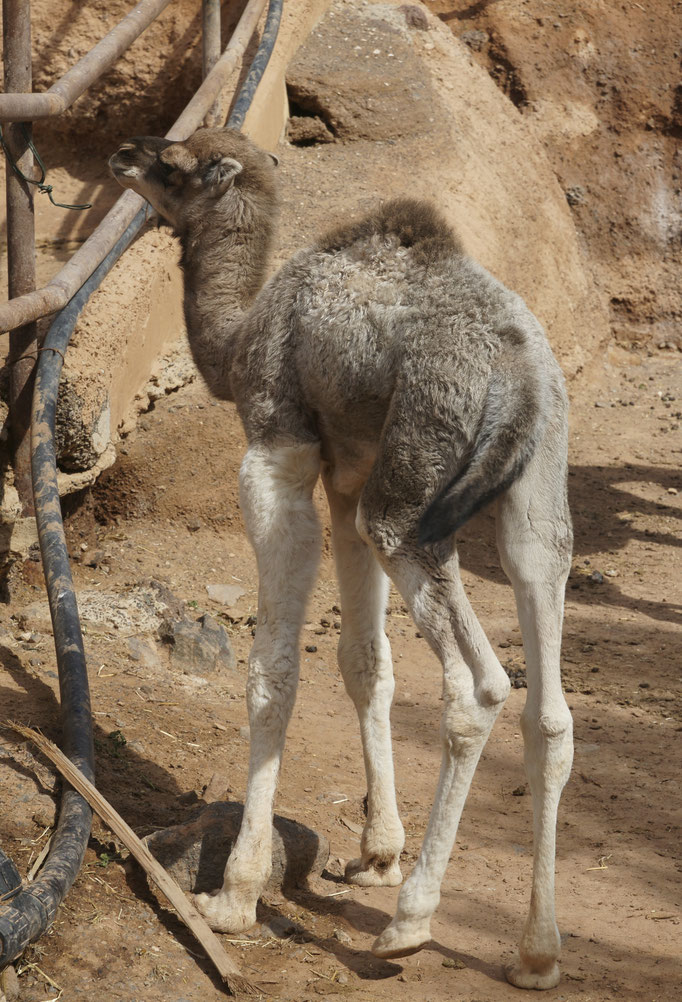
[8,722,260,998]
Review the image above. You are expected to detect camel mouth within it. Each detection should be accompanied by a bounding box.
[108,152,131,178]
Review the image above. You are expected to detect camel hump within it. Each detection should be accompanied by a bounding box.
[317,197,464,265]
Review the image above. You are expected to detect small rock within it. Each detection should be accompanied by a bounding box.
[590,571,604,584]
[163,614,236,673]
[512,785,526,797]
[305,644,317,653]
[460,29,489,51]
[127,740,146,756]
[336,972,349,985]
[1,965,20,1001]
[262,915,300,939]
[639,681,650,689]
[202,771,230,803]
[187,518,202,532]
[442,957,466,969]
[206,583,246,606]
[127,635,161,668]
[333,927,352,946]
[565,184,586,206]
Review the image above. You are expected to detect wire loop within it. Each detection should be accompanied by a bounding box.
[0,124,92,210]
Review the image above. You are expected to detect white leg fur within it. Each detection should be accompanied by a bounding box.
[194,442,321,933]
[323,478,404,888]
[497,435,573,990]
[364,540,511,959]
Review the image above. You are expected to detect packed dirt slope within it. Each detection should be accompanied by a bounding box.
[430,0,682,351]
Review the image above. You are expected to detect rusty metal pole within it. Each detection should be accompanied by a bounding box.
[3,0,37,514]
[202,0,223,126]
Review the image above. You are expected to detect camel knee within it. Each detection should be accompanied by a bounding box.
[440,694,505,756]
[338,633,394,706]
[521,704,574,789]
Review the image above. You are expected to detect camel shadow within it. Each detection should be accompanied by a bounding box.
[456,460,681,626]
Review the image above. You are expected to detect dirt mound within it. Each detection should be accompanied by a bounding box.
[282,1,607,376]
[429,0,681,352]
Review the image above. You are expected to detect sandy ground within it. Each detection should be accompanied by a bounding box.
[1,2,681,1001]
[1,344,679,1002]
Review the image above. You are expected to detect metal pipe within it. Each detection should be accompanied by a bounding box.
[3,0,37,513]
[0,0,173,122]
[167,0,266,141]
[229,0,283,130]
[202,0,223,127]
[0,0,268,335]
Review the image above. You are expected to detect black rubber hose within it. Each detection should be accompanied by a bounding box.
[229,0,283,129]
[0,208,146,967]
[0,0,283,969]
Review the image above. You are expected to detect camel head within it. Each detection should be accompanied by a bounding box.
[109,127,278,233]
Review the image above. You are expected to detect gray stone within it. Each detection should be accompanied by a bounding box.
[262,915,302,939]
[460,29,489,51]
[565,184,587,207]
[144,801,329,895]
[0,965,19,1001]
[127,635,161,668]
[286,6,442,144]
[31,793,57,828]
[162,613,236,673]
[205,583,246,606]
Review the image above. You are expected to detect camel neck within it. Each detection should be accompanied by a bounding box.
[178,207,275,399]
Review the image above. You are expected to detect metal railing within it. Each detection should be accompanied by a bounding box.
[0,0,282,970]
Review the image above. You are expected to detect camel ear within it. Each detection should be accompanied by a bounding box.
[160,144,198,173]
[205,156,243,195]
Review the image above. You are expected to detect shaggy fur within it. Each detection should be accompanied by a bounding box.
[110,128,574,989]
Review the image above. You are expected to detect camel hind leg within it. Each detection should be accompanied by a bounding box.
[496,408,574,990]
[354,406,511,957]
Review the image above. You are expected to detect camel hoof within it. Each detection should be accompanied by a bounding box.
[192,890,257,934]
[371,919,431,959]
[505,960,561,990]
[345,856,403,887]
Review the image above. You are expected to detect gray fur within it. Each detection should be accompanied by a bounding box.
[110,129,564,540]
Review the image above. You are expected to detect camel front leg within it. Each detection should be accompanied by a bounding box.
[195,442,321,932]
